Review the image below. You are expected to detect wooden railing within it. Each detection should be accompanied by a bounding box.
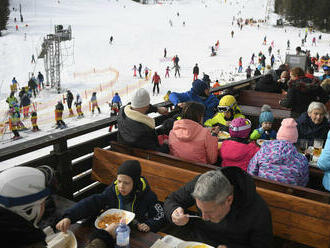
[0,76,262,201]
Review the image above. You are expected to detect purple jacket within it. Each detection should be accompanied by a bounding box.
[247,140,309,186]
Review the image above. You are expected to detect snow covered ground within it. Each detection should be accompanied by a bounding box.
[0,0,329,168]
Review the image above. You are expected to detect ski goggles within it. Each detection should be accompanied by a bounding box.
[323,66,330,71]
[217,106,232,112]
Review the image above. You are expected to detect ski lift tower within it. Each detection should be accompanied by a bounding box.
[38,25,72,93]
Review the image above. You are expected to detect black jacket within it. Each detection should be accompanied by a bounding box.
[164,167,273,248]
[193,66,199,75]
[255,74,281,93]
[63,177,165,232]
[280,77,329,116]
[297,112,329,143]
[117,105,169,153]
[0,206,47,247]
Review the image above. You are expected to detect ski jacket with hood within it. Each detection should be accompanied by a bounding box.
[248,139,309,186]
[164,167,273,248]
[169,119,218,164]
[169,80,219,122]
[63,177,165,232]
[220,138,260,171]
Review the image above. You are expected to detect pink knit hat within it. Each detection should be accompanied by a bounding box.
[276,118,298,143]
[229,118,251,138]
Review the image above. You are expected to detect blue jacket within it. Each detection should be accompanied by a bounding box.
[112,95,122,106]
[169,91,219,122]
[63,177,165,232]
[317,131,330,191]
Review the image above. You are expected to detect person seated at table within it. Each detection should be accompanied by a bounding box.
[250,104,277,140]
[220,118,259,171]
[164,168,273,248]
[169,102,218,164]
[248,118,309,186]
[255,66,282,93]
[169,79,219,122]
[279,67,329,118]
[117,88,169,153]
[56,160,165,234]
[0,166,55,248]
[297,101,329,144]
[317,131,330,191]
[204,95,245,131]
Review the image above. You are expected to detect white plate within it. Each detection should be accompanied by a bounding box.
[256,139,265,146]
[94,208,135,229]
[162,235,184,247]
[47,230,77,248]
[177,241,213,248]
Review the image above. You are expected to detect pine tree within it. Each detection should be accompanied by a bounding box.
[0,0,10,36]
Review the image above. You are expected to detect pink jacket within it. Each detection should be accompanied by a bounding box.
[169,119,218,164]
[220,140,260,171]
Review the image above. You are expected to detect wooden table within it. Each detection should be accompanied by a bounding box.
[51,195,161,248]
[71,223,161,248]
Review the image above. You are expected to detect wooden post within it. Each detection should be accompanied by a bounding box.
[53,140,73,200]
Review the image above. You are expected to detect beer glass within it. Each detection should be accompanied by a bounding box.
[313,139,324,157]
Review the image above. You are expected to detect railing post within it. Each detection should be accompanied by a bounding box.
[53,140,73,200]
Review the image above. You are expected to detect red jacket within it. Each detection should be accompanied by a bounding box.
[220,140,259,171]
[152,74,161,84]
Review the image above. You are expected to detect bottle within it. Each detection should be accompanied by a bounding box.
[116,219,130,248]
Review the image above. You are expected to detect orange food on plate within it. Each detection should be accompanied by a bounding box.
[97,212,126,229]
[218,131,230,140]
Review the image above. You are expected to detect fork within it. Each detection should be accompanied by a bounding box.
[186,215,202,219]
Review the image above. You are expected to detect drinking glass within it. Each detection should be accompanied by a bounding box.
[313,139,324,157]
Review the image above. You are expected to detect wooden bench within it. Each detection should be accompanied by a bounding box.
[91,148,330,248]
[109,141,329,203]
[237,90,291,130]
[238,90,288,110]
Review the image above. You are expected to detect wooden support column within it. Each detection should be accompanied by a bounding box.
[53,140,73,200]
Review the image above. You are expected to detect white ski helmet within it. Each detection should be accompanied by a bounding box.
[0,166,52,227]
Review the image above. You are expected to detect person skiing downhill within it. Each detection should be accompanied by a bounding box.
[144,66,151,80]
[111,92,122,108]
[164,48,167,58]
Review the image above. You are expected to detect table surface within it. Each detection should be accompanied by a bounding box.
[71,223,161,248]
[52,195,161,248]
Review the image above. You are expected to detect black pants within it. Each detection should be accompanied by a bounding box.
[67,100,72,109]
[153,83,159,94]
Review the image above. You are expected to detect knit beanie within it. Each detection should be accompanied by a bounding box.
[276,118,298,143]
[229,118,251,138]
[131,88,150,108]
[259,104,274,124]
[191,79,209,96]
[117,160,142,189]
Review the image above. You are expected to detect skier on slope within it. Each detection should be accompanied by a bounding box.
[75,93,84,118]
[111,92,122,109]
[65,90,75,117]
[90,92,101,114]
[55,101,66,129]
[193,63,199,81]
[132,65,137,77]
[138,63,142,78]
[165,66,170,78]
[152,72,161,96]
